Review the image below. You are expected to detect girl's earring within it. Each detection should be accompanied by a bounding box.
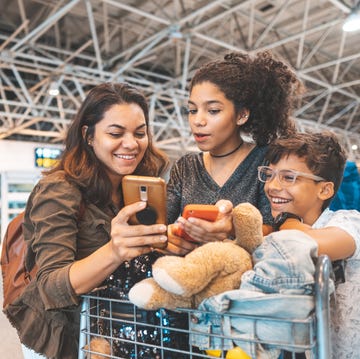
[237,117,247,125]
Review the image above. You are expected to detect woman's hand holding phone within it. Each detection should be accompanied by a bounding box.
[122,175,168,249]
[110,201,168,262]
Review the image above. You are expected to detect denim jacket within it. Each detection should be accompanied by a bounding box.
[189,230,331,358]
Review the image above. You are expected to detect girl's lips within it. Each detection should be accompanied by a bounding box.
[193,133,210,142]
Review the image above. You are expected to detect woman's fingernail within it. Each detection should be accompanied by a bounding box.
[159,236,167,241]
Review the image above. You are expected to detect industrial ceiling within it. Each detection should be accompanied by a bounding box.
[0,0,359,161]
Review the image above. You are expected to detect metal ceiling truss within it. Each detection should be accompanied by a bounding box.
[0,0,359,161]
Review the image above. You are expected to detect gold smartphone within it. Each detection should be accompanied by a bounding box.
[122,175,167,248]
[122,175,167,225]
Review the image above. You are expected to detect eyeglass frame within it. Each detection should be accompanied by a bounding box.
[257,166,326,186]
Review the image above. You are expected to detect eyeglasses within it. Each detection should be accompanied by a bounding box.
[257,166,326,186]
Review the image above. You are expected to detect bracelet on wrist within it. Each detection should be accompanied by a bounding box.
[273,212,303,231]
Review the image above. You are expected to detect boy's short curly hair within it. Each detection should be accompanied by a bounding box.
[265,131,348,210]
[189,50,304,145]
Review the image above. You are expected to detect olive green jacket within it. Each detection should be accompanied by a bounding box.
[4,171,116,359]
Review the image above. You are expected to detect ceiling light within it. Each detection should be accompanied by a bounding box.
[169,25,183,40]
[48,81,60,96]
[343,9,360,32]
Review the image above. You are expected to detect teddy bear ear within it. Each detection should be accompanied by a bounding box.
[232,202,264,253]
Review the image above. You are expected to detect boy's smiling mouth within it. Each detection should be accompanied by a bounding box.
[269,196,292,204]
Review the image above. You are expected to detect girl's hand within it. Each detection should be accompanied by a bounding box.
[160,223,199,256]
[110,201,167,263]
[176,200,234,244]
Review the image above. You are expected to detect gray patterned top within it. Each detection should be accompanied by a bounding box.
[166,146,272,225]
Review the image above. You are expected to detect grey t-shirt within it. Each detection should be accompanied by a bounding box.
[167,146,272,225]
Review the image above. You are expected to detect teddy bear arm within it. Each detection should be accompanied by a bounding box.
[232,203,264,253]
[153,242,250,297]
[128,277,193,310]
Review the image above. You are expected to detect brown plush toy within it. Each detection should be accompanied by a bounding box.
[84,203,264,356]
[84,337,111,359]
[128,202,264,310]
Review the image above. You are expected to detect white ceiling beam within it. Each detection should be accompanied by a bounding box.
[11,0,81,51]
[254,0,292,48]
[0,20,29,51]
[111,28,170,79]
[85,0,103,76]
[103,0,171,25]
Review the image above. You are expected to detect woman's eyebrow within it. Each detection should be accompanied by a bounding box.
[188,100,222,106]
[108,123,147,130]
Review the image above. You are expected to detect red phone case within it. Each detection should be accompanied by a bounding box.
[176,204,219,242]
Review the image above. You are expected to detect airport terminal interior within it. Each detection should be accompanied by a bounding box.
[0,0,359,358]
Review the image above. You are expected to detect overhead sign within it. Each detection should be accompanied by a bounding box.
[35,147,62,168]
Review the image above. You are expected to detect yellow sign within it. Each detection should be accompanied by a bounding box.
[35,147,62,169]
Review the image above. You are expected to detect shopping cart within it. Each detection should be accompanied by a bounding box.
[78,255,333,359]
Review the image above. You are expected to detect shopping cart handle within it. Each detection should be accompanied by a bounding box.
[314,254,333,359]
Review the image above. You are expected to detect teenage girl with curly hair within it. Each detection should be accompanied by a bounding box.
[166,50,304,254]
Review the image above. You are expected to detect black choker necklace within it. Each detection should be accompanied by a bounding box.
[210,141,243,158]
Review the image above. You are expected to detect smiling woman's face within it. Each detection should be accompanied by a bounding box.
[187,81,242,155]
[90,103,148,187]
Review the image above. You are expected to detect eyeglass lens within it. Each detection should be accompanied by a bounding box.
[259,168,297,185]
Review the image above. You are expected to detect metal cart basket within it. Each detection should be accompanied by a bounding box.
[78,255,333,359]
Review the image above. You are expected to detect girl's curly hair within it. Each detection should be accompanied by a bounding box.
[189,51,305,145]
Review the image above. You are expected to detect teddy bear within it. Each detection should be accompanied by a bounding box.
[83,202,265,357]
[84,337,111,359]
[128,202,264,310]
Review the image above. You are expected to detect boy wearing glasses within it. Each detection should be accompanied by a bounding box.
[258,131,360,358]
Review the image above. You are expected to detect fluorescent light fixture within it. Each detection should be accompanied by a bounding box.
[343,9,360,32]
[48,81,60,96]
